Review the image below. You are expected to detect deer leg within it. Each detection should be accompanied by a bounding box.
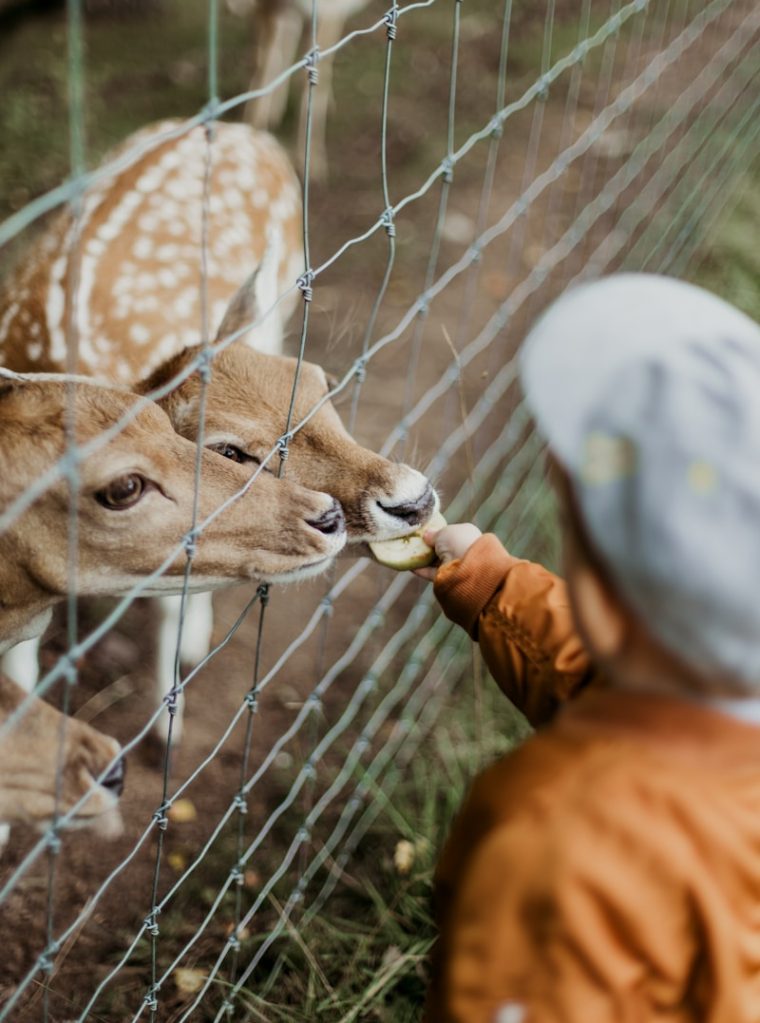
[179,592,215,667]
[246,7,304,130]
[154,595,186,746]
[0,639,41,851]
[1,637,41,693]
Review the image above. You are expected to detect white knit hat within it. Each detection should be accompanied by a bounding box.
[520,273,760,684]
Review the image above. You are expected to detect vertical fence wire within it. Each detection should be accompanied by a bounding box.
[0,0,757,1017]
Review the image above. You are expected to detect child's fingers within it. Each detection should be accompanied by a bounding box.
[413,566,437,581]
[422,528,443,546]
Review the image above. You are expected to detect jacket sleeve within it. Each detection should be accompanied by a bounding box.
[433,534,600,726]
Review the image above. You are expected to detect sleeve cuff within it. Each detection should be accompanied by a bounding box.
[433,534,523,638]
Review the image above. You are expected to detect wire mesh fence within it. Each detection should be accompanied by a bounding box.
[0,0,758,1018]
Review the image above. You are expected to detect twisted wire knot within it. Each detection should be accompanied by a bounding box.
[153,804,169,830]
[198,348,212,384]
[381,206,396,237]
[182,530,198,559]
[276,437,291,462]
[305,49,320,86]
[384,9,398,40]
[38,941,60,973]
[297,270,314,302]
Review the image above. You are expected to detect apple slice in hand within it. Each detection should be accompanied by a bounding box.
[368,511,448,571]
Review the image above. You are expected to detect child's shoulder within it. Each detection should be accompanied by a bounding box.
[466,710,691,859]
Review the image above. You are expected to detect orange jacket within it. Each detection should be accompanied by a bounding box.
[424,534,760,1023]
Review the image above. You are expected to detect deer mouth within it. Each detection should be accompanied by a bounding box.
[260,552,339,584]
[349,476,438,543]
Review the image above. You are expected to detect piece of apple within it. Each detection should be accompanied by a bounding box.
[368,510,448,571]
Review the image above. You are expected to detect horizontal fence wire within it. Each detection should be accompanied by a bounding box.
[0,0,758,1018]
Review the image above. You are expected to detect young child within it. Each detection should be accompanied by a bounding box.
[416,274,760,1023]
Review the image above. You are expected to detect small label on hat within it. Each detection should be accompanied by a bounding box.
[581,432,636,485]
[687,460,717,495]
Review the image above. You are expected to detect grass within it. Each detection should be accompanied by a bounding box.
[127,670,529,1022]
[688,167,760,322]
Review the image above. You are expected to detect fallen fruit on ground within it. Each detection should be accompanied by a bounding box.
[368,510,447,571]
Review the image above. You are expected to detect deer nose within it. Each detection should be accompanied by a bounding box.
[378,483,435,526]
[100,757,126,798]
[307,498,345,536]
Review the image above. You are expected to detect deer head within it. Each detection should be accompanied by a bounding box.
[0,373,346,651]
[0,674,124,834]
[141,341,436,548]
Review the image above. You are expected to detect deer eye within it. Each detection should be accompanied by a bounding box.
[95,474,148,510]
[207,442,260,465]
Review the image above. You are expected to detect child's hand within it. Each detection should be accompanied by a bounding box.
[414,523,482,581]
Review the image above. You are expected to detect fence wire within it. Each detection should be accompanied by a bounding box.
[0,0,758,1019]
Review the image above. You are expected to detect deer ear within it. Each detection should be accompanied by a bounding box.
[0,368,22,400]
[215,228,285,350]
[214,266,264,345]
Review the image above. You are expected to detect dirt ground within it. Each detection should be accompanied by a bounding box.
[0,0,754,1019]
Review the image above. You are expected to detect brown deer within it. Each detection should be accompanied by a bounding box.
[0,371,347,740]
[226,0,376,180]
[0,119,435,743]
[0,672,124,838]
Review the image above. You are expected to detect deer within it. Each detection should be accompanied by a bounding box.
[226,0,375,180]
[0,371,347,743]
[0,672,124,838]
[0,118,436,744]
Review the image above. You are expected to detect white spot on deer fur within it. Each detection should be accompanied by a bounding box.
[129,323,150,344]
[253,188,268,208]
[156,243,180,262]
[30,321,41,338]
[158,268,179,289]
[27,341,42,360]
[159,148,181,171]
[237,167,256,191]
[136,167,167,193]
[166,176,202,201]
[173,287,196,319]
[75,252,99,348]
[167,221,185,237]
[138,213,160,233]
[46,283,66,362]
[133,237,154,260]
[86,237,107,257]
[135,272,155,292]
[0,302,19,344]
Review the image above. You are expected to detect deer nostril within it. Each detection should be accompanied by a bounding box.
[378,483,435,525]
[101,758,126,798]
[307,498,345,536]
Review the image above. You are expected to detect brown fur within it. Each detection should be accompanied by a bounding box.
[0,121,302,382]
[0,673,123,833]
[139,343,433,538]
[0,377,346,651]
